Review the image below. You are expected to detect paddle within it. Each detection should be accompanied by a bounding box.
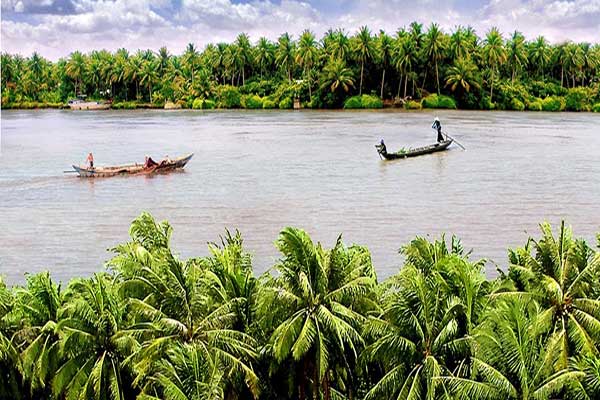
[443,131,466,150]
[63,170,78,173]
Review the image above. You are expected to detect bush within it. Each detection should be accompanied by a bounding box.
[217,85,241,108]
[192,98,204,109]
[565,87,591,111]
[526,98,543,111]
[421,94,457,109]
[278,96,293,109]
[203,99,216,109]
[592,103,600,113]
[542,96,565,112]
[405,100,422,110]
[262,99,276,109]
[112,101,137,109]
[361,94,383,109]
[241,94,263,109]
[510,98,525,111]
[343,96,363,109]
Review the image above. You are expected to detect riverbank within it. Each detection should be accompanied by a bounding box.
[4,90,600,112]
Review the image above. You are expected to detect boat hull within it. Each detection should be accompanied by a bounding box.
[72,153,193,177]
[68,102,111,110]
[376,140,452,160]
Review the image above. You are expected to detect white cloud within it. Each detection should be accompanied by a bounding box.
[1,0,599,60]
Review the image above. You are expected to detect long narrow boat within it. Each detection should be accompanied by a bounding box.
[375,140,452,160]
[71,153,193,177]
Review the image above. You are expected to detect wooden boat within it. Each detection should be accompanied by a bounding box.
[71,153,193,177]
[375,140,453,160]
[68,95,111,110]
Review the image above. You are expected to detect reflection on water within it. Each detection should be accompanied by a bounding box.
[1,109,599,284]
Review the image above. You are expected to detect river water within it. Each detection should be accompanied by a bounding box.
[1,109,599,285]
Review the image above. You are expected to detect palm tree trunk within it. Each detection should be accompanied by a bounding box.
[380,68,385,99]
[421,69,428,91]
[490,69,494,102]
[435,60,440,94]
[313,361,319,400]
[397,74,402,98]
[242,67,245,86]
[359,60,364,95]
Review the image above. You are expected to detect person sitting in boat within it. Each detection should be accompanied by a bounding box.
[86,152,94,169]
[432,117,445,142]
[157,155,172,167]
[379,139,387,153]
[144,155,158,169]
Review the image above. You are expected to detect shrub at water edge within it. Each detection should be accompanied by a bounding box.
[421,94,457,109]
[542,96,566,112]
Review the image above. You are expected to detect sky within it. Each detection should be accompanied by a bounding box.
[1,0,599,60]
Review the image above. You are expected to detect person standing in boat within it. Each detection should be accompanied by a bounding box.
[86,152,94,169]
[379,139,387,153]
[432,117,445,142]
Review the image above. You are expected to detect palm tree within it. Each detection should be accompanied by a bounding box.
[450,26,472,61]
[65,51,87,96]
[296,30,319,101]
[423,23,447,94]
[507,31,528,82]
[330,29,350,62]
[52,274,136,400]
[259,228,376,400]
[125,54,143,100]
[254,37,274,79]
[448,297,583,399]
[446,57,480,95]
[0,277,23,399]
[275,32,295,82]
[14,272,62,397]
[235,33,252,85]
[502,221,600,367]
[376,30,393,99]
[183,43,200,85]
[139,60,158,102]
[528,36,551,80]
[109,213,259,398]
[320,59,354,93]
[482,27,506,102]
[352,26,375,95]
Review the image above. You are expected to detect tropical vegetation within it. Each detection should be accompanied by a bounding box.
[1,213,600,399]
[2,23,600,111]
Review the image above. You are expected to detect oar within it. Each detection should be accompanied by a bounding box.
[63,170,78,173]
[443,131,466,150]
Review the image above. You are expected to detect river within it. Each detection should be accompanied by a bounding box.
[1,109,599,285]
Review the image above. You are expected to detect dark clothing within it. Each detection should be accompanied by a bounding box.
[432,120,444,142]
[437,130,445,142]
[145,157,158,168]
[89,161,94,168]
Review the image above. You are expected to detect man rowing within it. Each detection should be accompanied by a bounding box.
[432,117,445,142]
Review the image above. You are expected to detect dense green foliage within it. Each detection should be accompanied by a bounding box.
[2,23,599,110]
[1,214,599,399]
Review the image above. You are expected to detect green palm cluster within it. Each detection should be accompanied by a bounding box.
[1,215,599,399]
[2,23,599,109]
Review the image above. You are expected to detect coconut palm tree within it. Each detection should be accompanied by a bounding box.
[14,272,62,397]
[139,59,158,102]
[450,26,472,62]
[254,37,274,79]
[275,32,295,82]
[183,43,200,85]
[52,274,137,400]
[506,31,528,82]
[448,297,583,400]
[330,29,350,62]
[0,277,23,400]
[502,221,600,367]
[352,26,375,95]
[109,213,259,398]
[258,228,376,400]
[423,23,448,95]
[296,30,319,101]
[528,36,551,80]
[446,58,480,95]
[482,27,506,102]
[320,59,354,94]
[65,51,87,96]
[235,33,252,85]
[376,30,393,99]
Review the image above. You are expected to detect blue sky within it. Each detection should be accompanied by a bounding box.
[1,0,599,59]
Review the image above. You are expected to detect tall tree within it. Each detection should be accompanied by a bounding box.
[296,30,319,101]
[376,30,393,99]
[482,27,506,102]
[423,22,448,94]
[352,26,375,95]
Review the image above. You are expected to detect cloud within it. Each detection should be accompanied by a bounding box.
[1,0,599,60]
